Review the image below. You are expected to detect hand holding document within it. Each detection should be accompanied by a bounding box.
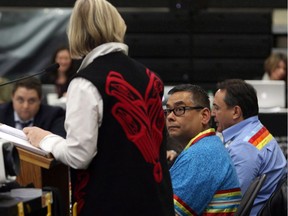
[0,123,52,158]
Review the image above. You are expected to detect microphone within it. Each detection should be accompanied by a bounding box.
[0,63,60,87]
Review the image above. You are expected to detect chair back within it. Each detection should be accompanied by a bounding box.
[235,174,267,216]
[257,174,287,216]
[43,186,65,216]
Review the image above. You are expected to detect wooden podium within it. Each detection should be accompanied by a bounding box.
[15,147,70,216]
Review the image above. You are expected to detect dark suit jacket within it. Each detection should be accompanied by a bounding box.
[0,102,66,137]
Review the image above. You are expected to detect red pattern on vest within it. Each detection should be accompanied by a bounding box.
[106,69,164,182]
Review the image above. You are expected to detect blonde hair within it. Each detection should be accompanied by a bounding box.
[67,0,127,59]
[264,53,287,77]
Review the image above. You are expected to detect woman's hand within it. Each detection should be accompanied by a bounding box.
[23,126,52,148]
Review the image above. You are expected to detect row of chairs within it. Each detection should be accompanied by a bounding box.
[235,173,287,216]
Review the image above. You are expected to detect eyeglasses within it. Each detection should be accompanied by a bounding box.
[164,106,204,117]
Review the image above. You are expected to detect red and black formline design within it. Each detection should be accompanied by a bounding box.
[106,69,164,183]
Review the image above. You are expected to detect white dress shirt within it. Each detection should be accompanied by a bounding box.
[39,42,128,169]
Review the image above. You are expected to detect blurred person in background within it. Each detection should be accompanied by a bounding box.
[0,77,66,137]
[263,52,287,81]
[262,52,287,107]
[41,46,78,98]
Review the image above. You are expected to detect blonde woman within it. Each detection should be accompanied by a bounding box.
[24,0,174,215]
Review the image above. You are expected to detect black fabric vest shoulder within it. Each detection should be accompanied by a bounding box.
[71,52,174,216]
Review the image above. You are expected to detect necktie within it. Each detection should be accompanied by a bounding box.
[16,120,33,129]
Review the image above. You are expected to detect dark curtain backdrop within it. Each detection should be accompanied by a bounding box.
[0,0,285,81]
[0,8,71,79]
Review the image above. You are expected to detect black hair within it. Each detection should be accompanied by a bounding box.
[217,79,259,119]
[12,77,42,99]
[168,84,210,110]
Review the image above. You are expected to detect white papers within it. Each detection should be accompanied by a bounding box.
[0,123,51,158]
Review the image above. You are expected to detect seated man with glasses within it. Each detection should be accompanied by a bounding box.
[0,77,66,137]
[165,84,241,216]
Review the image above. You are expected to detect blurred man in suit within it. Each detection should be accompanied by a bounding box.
[0,77,66,137]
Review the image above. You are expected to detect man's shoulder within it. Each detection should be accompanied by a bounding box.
[233,122,275,150]
[0,102,13,115]
[40,103,63,110]
[0,102,12,109]
[39,104,65,115]
[200,135,224,147]
[190,135,225,154]
[0,102,13,123]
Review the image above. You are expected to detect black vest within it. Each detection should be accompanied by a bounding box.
[71,52,174,216]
